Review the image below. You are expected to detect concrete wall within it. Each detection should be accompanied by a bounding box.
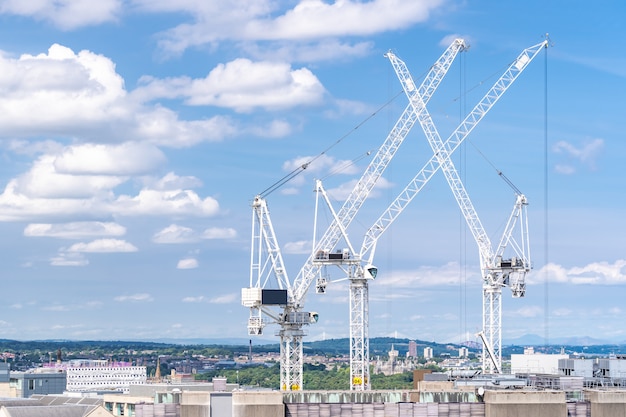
[484,390,566,417]
[181,391,211,417]
[283,390,410,404]
[232,391,283,417]
[587,389,626,417]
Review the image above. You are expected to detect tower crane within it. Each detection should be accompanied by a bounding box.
[242,38,467,391]
[362,40,548,373]
[313,39,543,388]
[360,40,546,265]
[386,50,536,374]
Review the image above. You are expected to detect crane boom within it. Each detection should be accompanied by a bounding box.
[360,40,547,264]
[291,39,468,305]
[383,43,541,373]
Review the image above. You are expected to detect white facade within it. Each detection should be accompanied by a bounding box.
[511,351,568,375]
[559,358,595,378]
[65,361,147,393]
[459,347,468,359]
[598,357,626,379]
[424,347,433,360]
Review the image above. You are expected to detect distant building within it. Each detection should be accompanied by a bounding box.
[0,395,110,416]
[459,347,469,359]
[424,347,433,360]
[39,359,146,394]
[511,347,568,375]
[0,363,9,383]
[8,369,67,398]
[408,340,417,358]
[64,360,146,393]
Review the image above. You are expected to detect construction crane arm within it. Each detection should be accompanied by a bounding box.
[360,40,547,263]
[290,39,468,306]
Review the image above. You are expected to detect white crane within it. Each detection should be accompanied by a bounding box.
[243,39,467,391]
[369,40,545,373]
[243,38,545,390]
[313,38,543,388]
[388,51,534,373]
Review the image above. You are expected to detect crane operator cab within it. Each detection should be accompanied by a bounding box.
[364,264,377,279]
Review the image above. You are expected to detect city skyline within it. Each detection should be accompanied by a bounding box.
[0,1,624,345]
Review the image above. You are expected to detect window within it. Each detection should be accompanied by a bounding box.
[28,379,35,390]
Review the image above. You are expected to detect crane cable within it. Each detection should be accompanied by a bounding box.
[543,34,551,348]
[258,90,405,199]
[465,138,524,196]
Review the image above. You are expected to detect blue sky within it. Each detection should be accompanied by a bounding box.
[0,0,624,346]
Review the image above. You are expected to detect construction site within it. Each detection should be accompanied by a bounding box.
[235,35,626,416]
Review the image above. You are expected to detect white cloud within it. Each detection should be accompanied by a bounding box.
[0,44,240,147]
[135,59,326,113]
[143,0,444,54]
[283,153,360,178]
[113,189,220,217]
[133,108,238,147]
[153,225,198,244]
[552,138,604,172]
[114,293,154,302]
[0,44,128,136]
[325,176,393,201]
[528,260,626,285]
[202,227,237,239]
[374,262,481,288]
[509,305,543,318]
[66,238,138,253]
[243,39,373,64]
[177,258,199,269]
[0,146,221,220]
[12,154,126,199]
[554,164,575,175]
[553,308,573,317]
[154,225,236,243]
[283,240,311,255]
[54,142,166,176]
[25,222,126,239]
[147,172,203,191]
[246,119,293,139]
[50,252,89,267]
[0,0,122,30]
[182,296,205,303]
[209,293,237,304]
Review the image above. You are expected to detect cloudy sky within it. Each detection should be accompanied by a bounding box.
[0,0,624,346]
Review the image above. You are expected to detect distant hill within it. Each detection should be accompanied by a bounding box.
[503,334,613,346]
[141,337,277,346]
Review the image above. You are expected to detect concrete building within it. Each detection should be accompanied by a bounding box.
[598,357,626,381]
[510,347,568,374]
[101,378,239,417]
[408,340,417,358]
[0,395,113,417]
[424,347,433,360]
[559,358,595,378]
[459,346,469,359]
[8,382,626,416]
[7,369,67,398]
[63,360,147,394]
[0,364,9,384]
